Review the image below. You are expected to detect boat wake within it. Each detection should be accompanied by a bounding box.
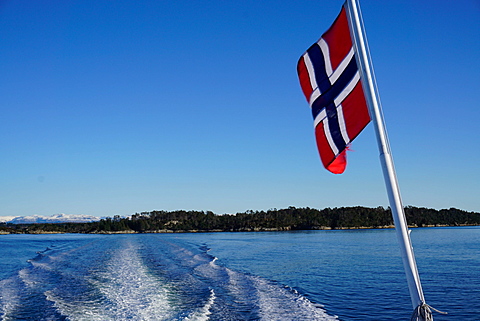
[0,235,337,320]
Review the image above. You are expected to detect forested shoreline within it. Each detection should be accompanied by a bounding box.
[1,206,479,235]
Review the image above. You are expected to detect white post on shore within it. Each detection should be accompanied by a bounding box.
[344,0,432,319]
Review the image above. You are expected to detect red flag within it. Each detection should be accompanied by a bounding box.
[297,6,370,174]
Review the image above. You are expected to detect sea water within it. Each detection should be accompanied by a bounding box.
[0,227,478,320]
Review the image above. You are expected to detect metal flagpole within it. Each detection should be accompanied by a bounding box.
[345,0,432,319]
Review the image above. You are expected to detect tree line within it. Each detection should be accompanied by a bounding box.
[1,206,479,234]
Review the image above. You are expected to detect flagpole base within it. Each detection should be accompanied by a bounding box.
[410,303,433,321]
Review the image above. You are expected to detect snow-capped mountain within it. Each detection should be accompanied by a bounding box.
[0,216,18,223]
[4,214,100,224]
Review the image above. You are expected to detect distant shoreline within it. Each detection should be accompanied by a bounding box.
[2,206,479,235]
[2,223,479,235]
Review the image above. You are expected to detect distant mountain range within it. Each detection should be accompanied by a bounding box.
[1,214,100,224]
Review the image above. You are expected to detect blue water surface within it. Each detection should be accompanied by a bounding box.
[0,227,478,320]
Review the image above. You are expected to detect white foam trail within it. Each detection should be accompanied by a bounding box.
[224,267,337,320]
[183,288,216,321]
[18,268,36,288]
[225,267,258,313]
[48,240,176,320]
[254,278,338,321]
[0,278,20,321]
[45,291,107,321]
[27,260,52,271]
[93,241,176,320]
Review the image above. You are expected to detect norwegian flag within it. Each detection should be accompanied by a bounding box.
[297,6,371,174]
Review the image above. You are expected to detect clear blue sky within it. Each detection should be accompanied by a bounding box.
[1,0,479,218]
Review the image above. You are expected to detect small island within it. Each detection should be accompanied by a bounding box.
[1,206,479,235]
